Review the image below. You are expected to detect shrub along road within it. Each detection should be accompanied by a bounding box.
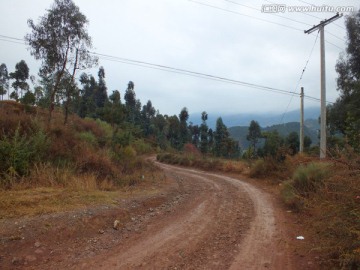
[0,160,315,269]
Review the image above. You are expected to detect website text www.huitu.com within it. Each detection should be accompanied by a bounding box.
[261,4,355,13]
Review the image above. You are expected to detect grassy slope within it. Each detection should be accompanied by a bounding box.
[0,101,164,218]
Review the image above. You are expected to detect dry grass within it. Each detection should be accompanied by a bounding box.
[156,152,246,174]
[0,166,166,219]
[303,161,360,269]
[244,150,360,268]
[0,187,119,219]
[270,152,360,269]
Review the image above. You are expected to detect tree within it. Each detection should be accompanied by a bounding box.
[286,131,299,155]
[94,66,108,108]
[208,128,214,152]
[25,0,97,124]
[33,86,44,104]
[151,113,168,149]
[246,120,262,156]
[304,136,312,150]
[200,111,209,154]
[328,10,360,151]
[124,81,137,123]
[102,90,124,127]
[179,107,190,148]
[167,115,181,149]
[21,91,36,106]
[9,60,29,101]
[141,100,156,136]
[78,73,97,118]
[213,117,239,158]
[214,117,228,157]
[0,63,9,100]
[190,124,200,147]
[262,130,284,158]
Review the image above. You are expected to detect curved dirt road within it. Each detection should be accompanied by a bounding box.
[77,162,293,269]
[0,161,294,269]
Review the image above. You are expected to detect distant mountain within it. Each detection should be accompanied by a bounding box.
[228,121,319,150]
[189,107,320,129]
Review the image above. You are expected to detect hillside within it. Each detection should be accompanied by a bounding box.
[189,107,320,129]
[228,121,319,150]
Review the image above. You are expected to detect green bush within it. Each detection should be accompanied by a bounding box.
[280,162,330,211]
[292,162,330,196]
[133,139,153,155]
[0,128,32,177]
[95,119,113,146]
[0,126,49,186]
[280,180,304,211]
[249,159,267,178]
[77,131,98,147]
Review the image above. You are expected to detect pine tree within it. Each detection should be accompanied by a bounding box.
[247,120,262,157]
[200,111,209,154]
[9,60,29,101]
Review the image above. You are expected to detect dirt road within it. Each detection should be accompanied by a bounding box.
[79,162,293,269]
[0,161,297,269]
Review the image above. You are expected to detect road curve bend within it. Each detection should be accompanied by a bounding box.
[77,162,292,269]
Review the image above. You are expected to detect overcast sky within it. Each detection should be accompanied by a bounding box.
[1,0,359,121]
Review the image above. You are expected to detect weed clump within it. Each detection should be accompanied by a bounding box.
[291,162,330,196]
[280,162,330,210]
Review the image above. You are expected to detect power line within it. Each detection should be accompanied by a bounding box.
[189,0,345,50]
[220,0,313,27]
[188,0,304,31]
[90,51,299,96]
[0,35,24,41]
[279,30,320,124]
[325,30,346,42]
[0,38,25,45]
[0,33,335,104]
[91,51,335,105]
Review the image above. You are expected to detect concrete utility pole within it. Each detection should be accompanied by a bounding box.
[300,87,304,153]
[304,13,342,159]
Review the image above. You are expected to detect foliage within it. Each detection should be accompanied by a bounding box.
[280,153,360,269]
[291,162,330,196]
[261,130,285,159]
[179,107,190,148]
[156,152,245,173]
[0,63,9,100]
[328,10,360,151]
[200,111,209,154]
[77,131,98,147]
[0,126,49,187]
[248,157,288,179]
[285,131,299,155]
[9,60,29,101]
[213,117,240,158]
[25,0,97,123]
[247,120,262,156]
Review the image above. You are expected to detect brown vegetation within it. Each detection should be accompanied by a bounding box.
[0,101,165,218]
[248,153,360,268]
[158,149,360,268]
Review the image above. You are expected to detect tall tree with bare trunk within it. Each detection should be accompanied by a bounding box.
[25,0,97,125]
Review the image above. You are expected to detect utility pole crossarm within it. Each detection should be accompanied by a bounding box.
[304,13,343,34]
